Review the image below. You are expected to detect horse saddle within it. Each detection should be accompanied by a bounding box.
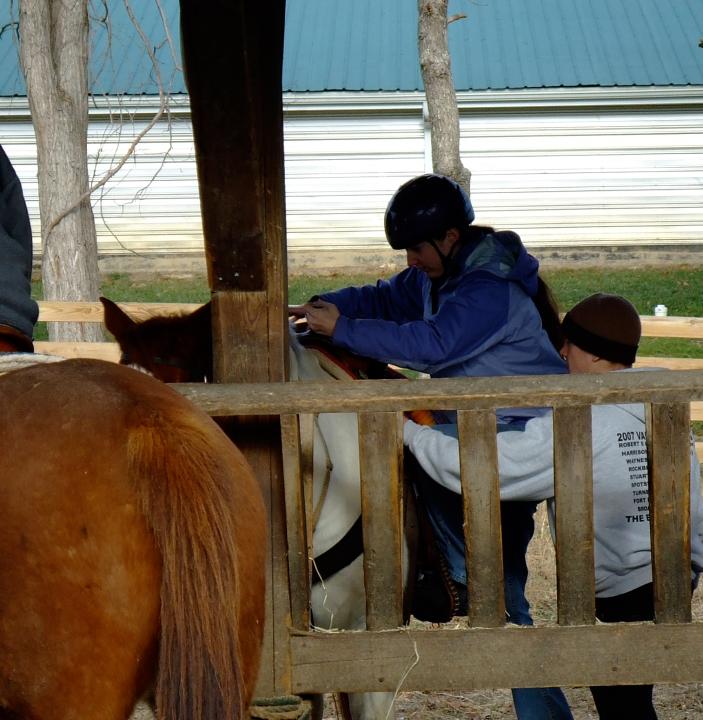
[296,327,401,380]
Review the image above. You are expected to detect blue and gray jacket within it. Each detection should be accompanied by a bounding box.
[321,230,566,379]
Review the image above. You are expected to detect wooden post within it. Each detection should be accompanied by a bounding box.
[647,402,692,623]
[179,0,290,696]
[553,405,596,625]
[457,409,505,627]
[358,411,405,628]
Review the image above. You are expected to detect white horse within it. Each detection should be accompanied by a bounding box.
[289,333,410,719]
[101,298,412,720]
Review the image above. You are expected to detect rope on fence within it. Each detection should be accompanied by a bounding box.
[250,695,313,720]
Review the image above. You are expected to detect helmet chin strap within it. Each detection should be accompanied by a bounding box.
[427,237,460,278]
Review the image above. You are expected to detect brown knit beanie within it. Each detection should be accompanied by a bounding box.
[561,293,641,365]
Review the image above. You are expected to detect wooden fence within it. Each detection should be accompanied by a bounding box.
[35,301,703,460]
[27,301,703,693]
[176,369,703,693]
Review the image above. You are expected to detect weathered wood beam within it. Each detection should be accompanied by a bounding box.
[648,402,693,622]
[289,624,703,692]
[553,406,595,625]
[179,1,287,383]
[174,370,703,416]
[457,410,505,627]
[358,411,404,629]
[179,0,288,696]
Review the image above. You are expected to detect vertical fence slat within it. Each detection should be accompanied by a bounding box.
[299,413,316,554]
[359,411,404,629]
[553,406,595,626]
[648,402,692,623]
[280,414,311,629]
[457,410,505,627]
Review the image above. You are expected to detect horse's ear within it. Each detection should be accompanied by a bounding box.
[100,297,136,342]
[190,301,212,331]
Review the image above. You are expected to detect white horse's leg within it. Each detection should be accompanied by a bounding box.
[345,692,397,720]
[311,559,397,720]
[311,548,412,720]
[296,340,419,720]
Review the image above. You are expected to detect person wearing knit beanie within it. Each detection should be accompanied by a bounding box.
[404,291,703,719]
[561,293,641,372]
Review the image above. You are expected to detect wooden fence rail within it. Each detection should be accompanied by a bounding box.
[35,301,201,363]
[33,301,703,459]
[177,370,703,693]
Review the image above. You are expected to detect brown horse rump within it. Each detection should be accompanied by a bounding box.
[0,359,266,720]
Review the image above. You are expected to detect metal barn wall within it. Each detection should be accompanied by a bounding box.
[458,89,703,251]
[1,86,701,271]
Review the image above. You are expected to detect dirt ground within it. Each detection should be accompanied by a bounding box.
[130,506,703,720]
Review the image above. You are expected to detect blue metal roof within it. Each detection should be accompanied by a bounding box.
[1,0,702,97]
[283,0,703,91]
[0,0,185,97]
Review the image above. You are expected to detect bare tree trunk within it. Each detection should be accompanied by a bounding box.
[19,0,102,342]
[418,0,471,194]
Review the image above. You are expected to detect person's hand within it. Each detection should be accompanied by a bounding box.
[304,300,340,337]
[287,304,308,318]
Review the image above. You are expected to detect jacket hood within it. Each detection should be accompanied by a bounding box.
[456,230,539,297]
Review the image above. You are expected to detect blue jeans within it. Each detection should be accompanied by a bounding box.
[410,440,573,720]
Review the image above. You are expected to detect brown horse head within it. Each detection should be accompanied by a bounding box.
[101,297,213,382]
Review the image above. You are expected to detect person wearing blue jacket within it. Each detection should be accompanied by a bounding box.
[290,174,572,720]
[291,175,564,387]
[0,144,38,353]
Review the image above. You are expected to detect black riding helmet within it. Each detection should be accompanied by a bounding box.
[384,174,475,251]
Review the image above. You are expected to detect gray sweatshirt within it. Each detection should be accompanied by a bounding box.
[404,399,703,598]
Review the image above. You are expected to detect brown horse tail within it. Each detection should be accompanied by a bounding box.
[127,407,261,720]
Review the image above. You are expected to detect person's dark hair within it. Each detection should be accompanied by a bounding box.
[533,277,564,353]
[384,174,476,250]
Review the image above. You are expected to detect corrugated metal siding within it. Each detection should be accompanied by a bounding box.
[1,0,701,264]
[459,107,703,247]
[284,113,424,249]
[1,111,203,254]
[283,2,422,91]
[0,0,185,97]
[2,106,421,256]
[3,88,701,262]
[89,0,183,95]
[444,0,703,90]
